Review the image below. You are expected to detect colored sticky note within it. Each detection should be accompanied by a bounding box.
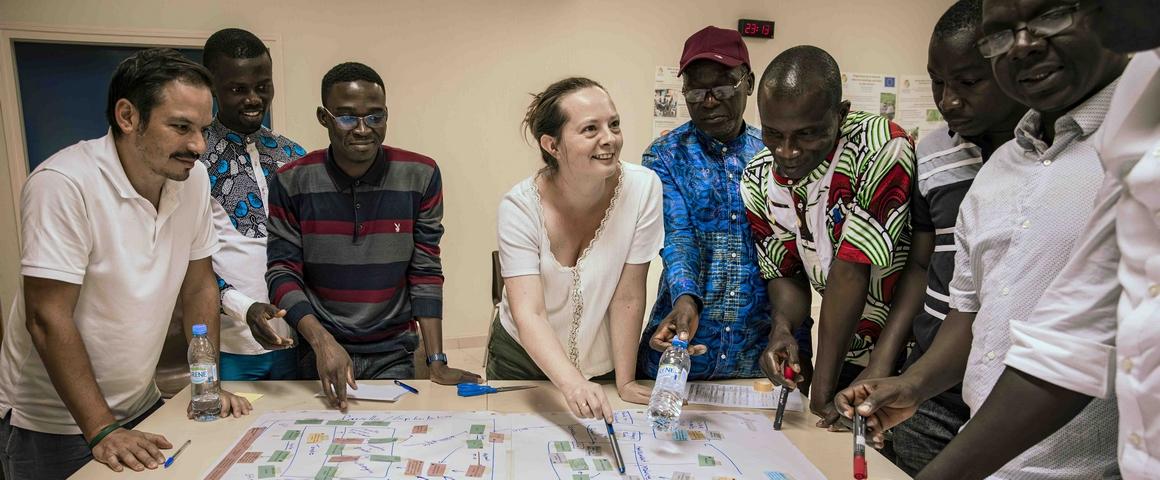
[334,438,364,445]
[405,459,424,475]
[282,430,301,441]
[488,432,505,443]
[573,475,591,480]
[550,453,568,463]
[673,430,689,441]
[370,455,402,463]
[568,458,588,471]
[315,466,338,480]
[362,420,391,427]
[257,465,275,478]
[699,454,717,466]
[235,392,264,403]
[295,419,323,425]
[593,458,613,471]
[329,455,359,463]
[467,439,484,449]
[554,441,573,452]
[689,430,706,440]
[466,464,486,477]
[470,424,486,434]
[412,425,429,434]
[325,444,343,455]
[765,473,792,480]
[306,433,328,444]
[269,450,290,462]
[325,420,355,426]
[369,437,398,444]
[427,463,447,476]
[237,451,261,464]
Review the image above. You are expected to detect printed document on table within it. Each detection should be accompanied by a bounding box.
[315,383,409,402]
[685,382,805,411]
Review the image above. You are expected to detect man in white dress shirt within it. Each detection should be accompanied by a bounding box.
[851,0,1160,478]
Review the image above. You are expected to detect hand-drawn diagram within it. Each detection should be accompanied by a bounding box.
[203,410,824,480]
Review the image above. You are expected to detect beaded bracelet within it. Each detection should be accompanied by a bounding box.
[86,421,123,450]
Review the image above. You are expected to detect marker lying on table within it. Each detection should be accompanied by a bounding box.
[163,439,191,469]
[852,413,868,480]
[394,380,419,394]
[773,365,794,430]
[606,421,626,474]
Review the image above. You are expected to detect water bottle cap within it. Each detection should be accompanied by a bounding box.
[192,324,207,336]
[671,338,688,349]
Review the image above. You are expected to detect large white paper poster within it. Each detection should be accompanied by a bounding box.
[843,72,899,122]
[653,66,690,141]
[897,75,946,143]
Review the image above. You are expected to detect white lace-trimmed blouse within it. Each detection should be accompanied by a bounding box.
[496,162,664,378]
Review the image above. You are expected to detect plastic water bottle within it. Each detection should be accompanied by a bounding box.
[646,338,691,432]
[188,324,221,421]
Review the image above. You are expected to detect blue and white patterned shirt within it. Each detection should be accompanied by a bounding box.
[637,122,774,379]
[200,119,306,355]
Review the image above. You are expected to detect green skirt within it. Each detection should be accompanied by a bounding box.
[485,317,614,381]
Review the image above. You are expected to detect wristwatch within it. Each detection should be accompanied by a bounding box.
[425,352,448,366]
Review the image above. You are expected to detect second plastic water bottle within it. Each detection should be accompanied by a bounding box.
[188,324,221,422]
[646,338,691,432]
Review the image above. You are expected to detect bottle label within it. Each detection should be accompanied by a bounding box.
[655,364,688,392]
[190,363,217,384]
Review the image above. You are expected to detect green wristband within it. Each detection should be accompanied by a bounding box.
[86,421,122,450]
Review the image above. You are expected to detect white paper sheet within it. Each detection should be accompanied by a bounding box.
[315,383,410,402]
[685,382,805,411]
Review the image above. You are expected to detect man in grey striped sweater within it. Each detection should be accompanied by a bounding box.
[264,62,480,410]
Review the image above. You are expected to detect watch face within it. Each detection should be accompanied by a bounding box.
[426,353,448,365]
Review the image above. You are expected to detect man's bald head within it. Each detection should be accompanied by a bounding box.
[759,45,843,112]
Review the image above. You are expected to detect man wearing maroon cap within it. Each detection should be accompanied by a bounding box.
[639,26,814,382]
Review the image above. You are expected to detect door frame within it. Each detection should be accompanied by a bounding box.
[0,22,286,241]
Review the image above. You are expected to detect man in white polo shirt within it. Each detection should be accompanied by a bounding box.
[0,48,252,480]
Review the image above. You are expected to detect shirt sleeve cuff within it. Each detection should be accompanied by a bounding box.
[222,288,256,324]
[1005,321,1115,399]
[948,286,980,313]
[21,266,83,285]
[411,297,442,319]
[189,242,221,261]
[283,301,316,329]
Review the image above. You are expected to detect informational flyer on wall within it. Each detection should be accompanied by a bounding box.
[652,66,690,141]
[842,72,899,122]
[897,75,945,143]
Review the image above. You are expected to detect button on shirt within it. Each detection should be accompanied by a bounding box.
[200,119,306,355]
[637,122,772,379]
[950,80,1121,478]
[1006,50,1160,479]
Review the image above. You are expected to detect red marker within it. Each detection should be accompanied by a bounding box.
[853,413,868,479]
[773,365,794,430]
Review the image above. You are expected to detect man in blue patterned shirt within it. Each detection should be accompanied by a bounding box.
[199,29,307,380]
[638,26,812,380]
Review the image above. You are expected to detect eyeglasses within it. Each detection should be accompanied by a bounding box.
[321,107,387,130]
[682,74,747,104]
[976,3,1088,59]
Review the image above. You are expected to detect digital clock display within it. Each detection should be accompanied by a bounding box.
[738,19,775,39]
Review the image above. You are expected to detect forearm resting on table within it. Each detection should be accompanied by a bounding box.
[24,277,116,439]
[918,368,1093,480]
[609,263,649,387]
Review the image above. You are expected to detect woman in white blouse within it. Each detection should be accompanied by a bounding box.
[488,77,664,422]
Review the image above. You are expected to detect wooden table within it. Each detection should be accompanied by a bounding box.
[72,380,911,479]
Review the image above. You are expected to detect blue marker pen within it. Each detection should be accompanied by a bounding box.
[163,439,191,468]
[394,379,419,394]
[606,421,626,474]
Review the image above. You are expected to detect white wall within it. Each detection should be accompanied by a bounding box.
[0,0,953,341]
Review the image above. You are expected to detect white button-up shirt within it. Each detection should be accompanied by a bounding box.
[950,79,1122,478]
[1007,49,1160,480]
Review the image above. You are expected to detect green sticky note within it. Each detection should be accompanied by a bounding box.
[554,441,573,452]
[362,421,391,427]
[257,465,275,478]
[326,444,343,455]
[370,455,402,463]
[269,450,290,462]
[568,458,588,471]
[470,424,486,434]
[673,430,689,441]
[295,419,323,425]
[326,420,355,426]
[282,430,301,441]
[467,439,484,449]
[593,458,613,471]
[699,454,716,466]
[572,475,591,480]
[315,466,338,480]
[368,437,398,444]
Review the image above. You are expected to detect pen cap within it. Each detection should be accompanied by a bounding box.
[854,456,867,479]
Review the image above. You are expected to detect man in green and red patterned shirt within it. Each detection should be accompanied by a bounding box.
[741,45,915,429]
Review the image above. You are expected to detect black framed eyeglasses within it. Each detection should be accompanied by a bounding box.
[682,74,747,104]
[976,3,1088,58]
[321,107,387,130]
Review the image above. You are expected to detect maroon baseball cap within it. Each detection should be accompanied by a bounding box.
[678,26,750,76]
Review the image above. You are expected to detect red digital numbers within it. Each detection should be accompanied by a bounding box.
[743,22,760,35]
[737,19,774,39]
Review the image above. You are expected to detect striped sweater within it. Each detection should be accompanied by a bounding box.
[266,146,443,353]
